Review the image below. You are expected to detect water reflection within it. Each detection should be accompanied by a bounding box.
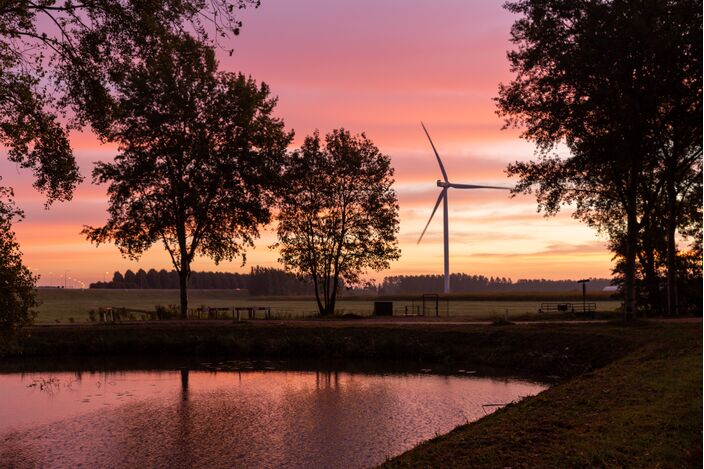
[181,369,189,400]
[0,369,546,468]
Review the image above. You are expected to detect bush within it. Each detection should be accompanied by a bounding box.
[0,206,38,337]
[153,304,179,320]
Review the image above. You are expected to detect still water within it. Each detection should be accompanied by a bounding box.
[0,365,546,468]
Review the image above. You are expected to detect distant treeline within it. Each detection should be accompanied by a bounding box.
[90,267,312,296]
[379,274,612,294]
[91,268,612,294]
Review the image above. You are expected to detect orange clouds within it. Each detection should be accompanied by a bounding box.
[5,0,616,284]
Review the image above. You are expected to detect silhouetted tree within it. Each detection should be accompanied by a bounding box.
[135,269,148,289]
[83,35,292,318]
[94,268,247,290]
[0,192,37,336]
[276,130,400,315]
[123,269,138,288]
[249,266,312,296]
[1,0,261,326]
[0,4,82,206]
[146,269,162,289]
[379,274,611,294]
[158,269,173,289]
[109,271,124,289]
[496,0,702,319]
[1,0,258,200]
[610,174,702,314]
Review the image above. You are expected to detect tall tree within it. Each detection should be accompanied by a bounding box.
[0,191,37,336]
[610,169,702,314]
[1,0,260,205]
[1,0,259,148]
[1,0,259,330]
[276,129,400,316]
[496,0,702,319]
[1,2,82,206]
[83,36,292,318]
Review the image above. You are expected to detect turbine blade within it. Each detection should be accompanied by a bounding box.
[448,183,512,190]
[421,122,449,182]
[418,188,447,244]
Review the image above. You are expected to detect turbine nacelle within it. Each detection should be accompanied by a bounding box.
[437,180,508,190]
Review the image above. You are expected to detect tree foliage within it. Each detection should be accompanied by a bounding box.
[496,0,702,318]
[0,191,38,336]
[90,267,310,295]
[83,35,292,318]
[0,0,259,328]
[276,129,400,316]
[1,2,82,205]
[380,274,612,295]
[1,0,259,205]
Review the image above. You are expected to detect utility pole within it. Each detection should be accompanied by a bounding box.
[578,279,590,317]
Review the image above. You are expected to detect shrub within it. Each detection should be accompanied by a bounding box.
[0,207,38,336]
[153,304,179,320]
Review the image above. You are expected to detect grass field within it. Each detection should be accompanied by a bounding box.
[34,288,622,323]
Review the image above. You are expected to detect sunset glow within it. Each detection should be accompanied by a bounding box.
[3,0,614,286]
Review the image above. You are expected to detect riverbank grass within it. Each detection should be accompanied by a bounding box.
[382,323,702,468]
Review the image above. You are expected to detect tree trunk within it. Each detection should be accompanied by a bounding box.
[642,247,661,316]
[324,273,332,316]
[666,221,678,317]
[180,369,189,400]
[178,267,189,319]
[623,178,639,321]
[176,223,190,319]
[312,275,326,316]
[322,291,333,316]
[329,274,340,317]
[666,170,678,316]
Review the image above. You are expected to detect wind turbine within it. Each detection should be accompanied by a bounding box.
[417,122,511,293]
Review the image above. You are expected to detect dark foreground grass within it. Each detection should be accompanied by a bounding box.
[3,321,639,377]
[382,323,702,469]
[1,320,701,467]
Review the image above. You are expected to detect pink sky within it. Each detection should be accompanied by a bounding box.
[3,0,613,286]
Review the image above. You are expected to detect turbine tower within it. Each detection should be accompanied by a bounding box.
[417,122,511,293]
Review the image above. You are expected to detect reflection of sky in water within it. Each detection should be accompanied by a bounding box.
[0,370,546,468]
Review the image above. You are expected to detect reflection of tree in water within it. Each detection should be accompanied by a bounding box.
[2,369,546,468]
[181,369,189,400]
[315,370,339,390]
[278,371,401,468]
[90,369,197,468]
[174,368,195,467]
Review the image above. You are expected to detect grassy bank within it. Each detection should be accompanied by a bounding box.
[2,320,700,467]
[4,322,637,378]
[383,322,702,468]
[34,288,621,323]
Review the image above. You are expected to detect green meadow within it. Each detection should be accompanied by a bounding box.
[34,288,621,323]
